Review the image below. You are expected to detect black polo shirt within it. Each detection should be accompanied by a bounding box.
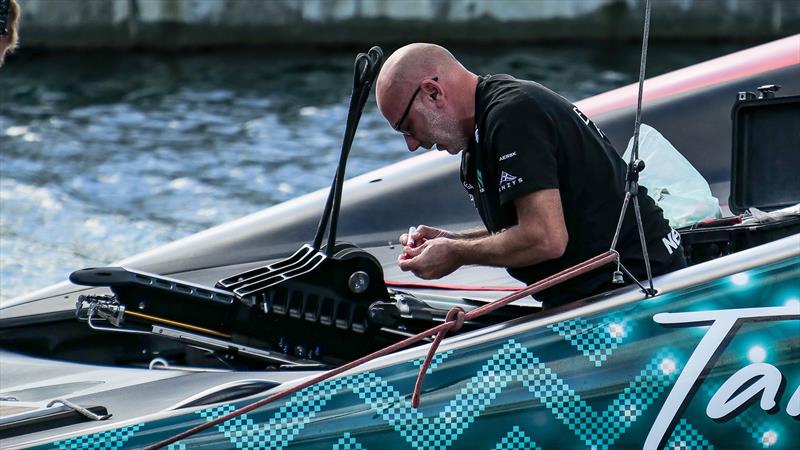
[460,75,684,306]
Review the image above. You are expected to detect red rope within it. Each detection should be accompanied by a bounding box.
[384,280,521,291]
[145,250,617,450]
[411,306,465,408]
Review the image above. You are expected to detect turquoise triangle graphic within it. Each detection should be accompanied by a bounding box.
[196,339,681,450]
[333,432,367,450]
[327,427,543,450]
[197,403,236,421]
[663,419,714,450]
[54,423,144,450]
[548,314,631,367]
[411,350,454,374]
[492,426,541,450]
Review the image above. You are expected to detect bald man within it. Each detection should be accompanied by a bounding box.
[376,43,685,307]
[0,0,20,67]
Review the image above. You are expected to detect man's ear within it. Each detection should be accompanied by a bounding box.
[421,79,441,103]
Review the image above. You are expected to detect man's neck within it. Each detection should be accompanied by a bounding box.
[460,73,480,137]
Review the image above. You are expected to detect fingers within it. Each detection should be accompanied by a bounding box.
[403,244,424,257]
[398,243,420,262]
[398,239,424,270]
[397,253,414,271]
[400,225,426,248]
[415,225,436,240]
[397,255,430,279]
[416,224,454,241]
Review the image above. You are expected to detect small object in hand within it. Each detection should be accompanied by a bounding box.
[400,226,417,260]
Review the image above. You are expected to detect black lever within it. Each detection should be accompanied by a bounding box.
[313,46,384,256]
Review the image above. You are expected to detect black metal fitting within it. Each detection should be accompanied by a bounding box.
[756,84,781,99]
[626,159,645,182]
[738,91,756,102]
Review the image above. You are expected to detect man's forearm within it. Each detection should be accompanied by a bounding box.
[453,227,489,240]
[452,225,563,268]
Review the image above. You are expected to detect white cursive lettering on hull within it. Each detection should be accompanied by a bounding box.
[787,385,800,417]
[645,306,799,449]
[706,363,782,419]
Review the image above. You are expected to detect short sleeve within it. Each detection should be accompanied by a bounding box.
[486,99,559,205]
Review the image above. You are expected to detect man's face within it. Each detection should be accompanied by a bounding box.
[385,81,468,155]
[415,105,468,155]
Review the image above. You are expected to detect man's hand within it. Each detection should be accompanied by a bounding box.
[399,225,455,249]
[399,190,567,275]
[397,238,463,279]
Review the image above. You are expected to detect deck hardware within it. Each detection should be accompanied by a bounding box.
[348,271,370,293]
[46,399,111,421]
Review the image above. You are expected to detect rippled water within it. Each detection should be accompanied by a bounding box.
[0,43,748,301]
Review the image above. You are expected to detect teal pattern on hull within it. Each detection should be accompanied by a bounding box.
[30,257,799,449]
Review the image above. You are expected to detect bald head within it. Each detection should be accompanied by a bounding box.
[375,43,477,154]
[376,43,474,115]
[378,44,462,97]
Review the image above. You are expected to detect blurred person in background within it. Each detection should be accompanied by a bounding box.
[0,0,20,67]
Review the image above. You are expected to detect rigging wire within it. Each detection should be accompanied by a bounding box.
[608,0,656,296]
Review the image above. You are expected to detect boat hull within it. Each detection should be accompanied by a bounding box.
[11,235,798,450]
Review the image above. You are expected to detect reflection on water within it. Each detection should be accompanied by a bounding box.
[0,43,748,300]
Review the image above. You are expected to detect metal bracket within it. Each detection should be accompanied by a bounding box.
[46,399,111,421]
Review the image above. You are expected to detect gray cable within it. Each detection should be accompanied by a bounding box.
[616,260,648,293]
[632,0,655,293]
[609,0,656,295]
[633,193,655,293]
[631,0,652,163]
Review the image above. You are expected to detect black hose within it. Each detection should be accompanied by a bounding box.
[312,47,384,253]
[326,47,383,255]
[313,52,371,250]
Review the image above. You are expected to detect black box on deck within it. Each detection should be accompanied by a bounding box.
[680,217,800,265]
[729,91,800,214]
[680,89,800,265]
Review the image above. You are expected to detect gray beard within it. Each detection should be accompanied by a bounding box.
[423,107,467,152]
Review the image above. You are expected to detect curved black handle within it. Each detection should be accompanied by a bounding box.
[313,46,384,253]
[353,47,384,89]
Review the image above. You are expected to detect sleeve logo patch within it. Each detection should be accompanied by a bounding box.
[499,171,524,192]
[499,151,517,161]
[499,171,518,183]
[572,106,607,140]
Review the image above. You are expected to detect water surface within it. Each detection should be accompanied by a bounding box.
[0,43,750,301]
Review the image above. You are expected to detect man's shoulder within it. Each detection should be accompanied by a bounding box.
[481,75,566,122]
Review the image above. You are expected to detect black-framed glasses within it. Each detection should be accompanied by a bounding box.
[393,76,438,136]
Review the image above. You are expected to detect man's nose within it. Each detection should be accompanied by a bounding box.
[404,135,421,152]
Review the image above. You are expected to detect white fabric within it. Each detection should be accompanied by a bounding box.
[623,124,721,228]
